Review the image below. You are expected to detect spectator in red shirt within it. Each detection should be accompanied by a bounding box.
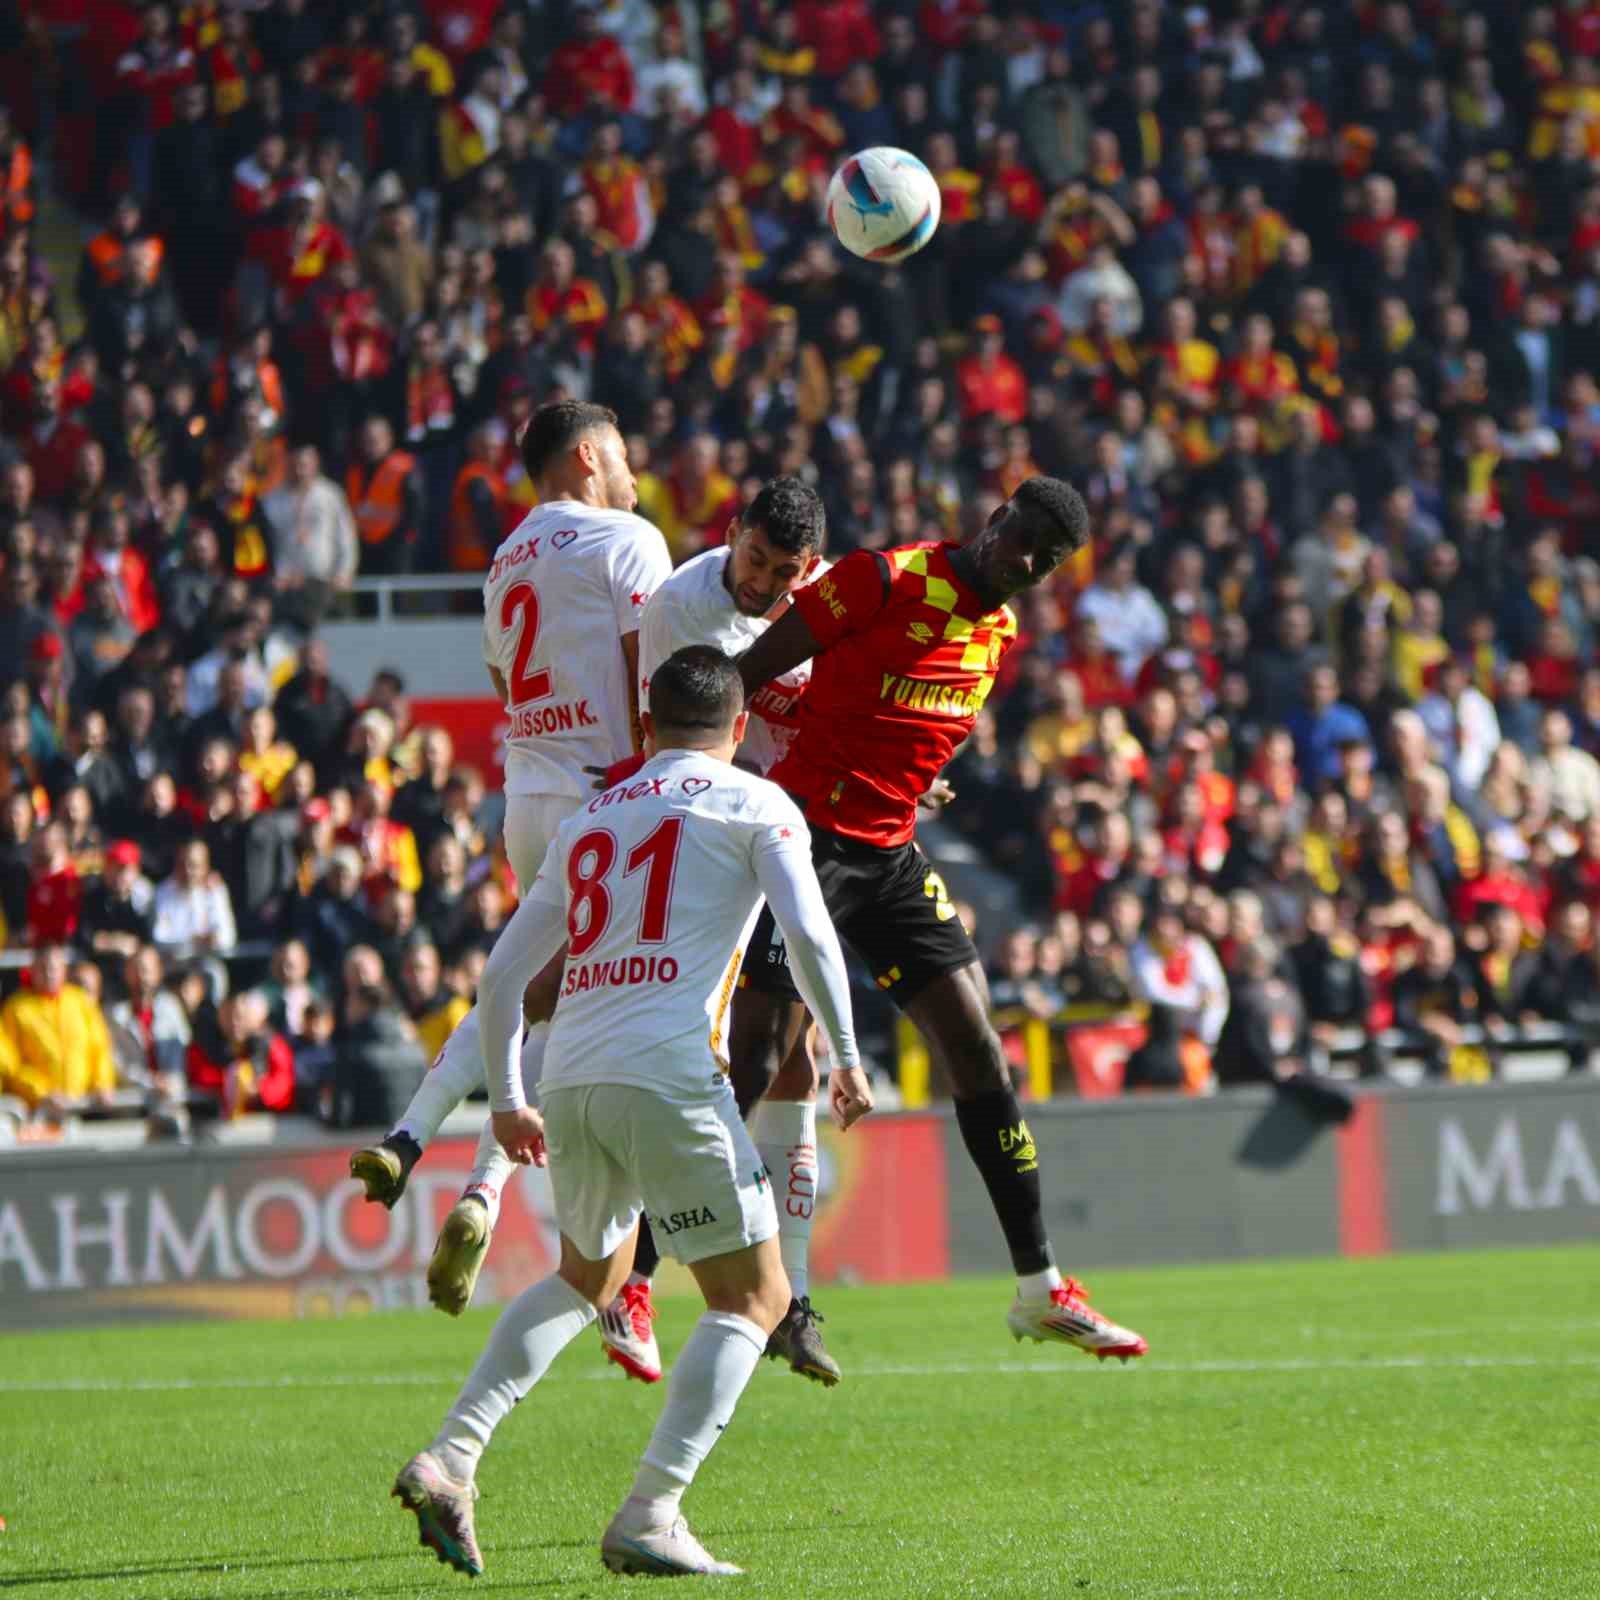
[24,383,93,509]
[1055,808,1132,917]
[26,820,81,944]
[1064,615,1132,709]
[956,314,1028,424]
[543,7,635,119]
[186,989,296,1115]
[704,70,763,179]
[693,254,770,354]
[231,130,290,226]
[84,504,161,636]
[795,0,882,80]
[249,180,353,310]
[1455,828,1548,936]
[424,0,500,65]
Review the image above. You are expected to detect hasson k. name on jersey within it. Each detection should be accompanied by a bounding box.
[637,547,829,776]
[534,749,811,1097]
[482,501,671,799]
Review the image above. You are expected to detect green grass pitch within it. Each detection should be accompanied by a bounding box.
[1,1246,1596,1599]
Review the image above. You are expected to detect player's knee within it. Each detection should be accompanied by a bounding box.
[558,1237,627,1310]
[728,1016,783,1115]
[944,1021,1010,1099]
[767,1038,818,1100]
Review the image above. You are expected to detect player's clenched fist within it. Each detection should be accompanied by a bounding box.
[828,1064,875,1131]
[492,1106,549,1167]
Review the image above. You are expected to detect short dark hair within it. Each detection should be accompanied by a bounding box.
[520,400,619,481]
[742,475,826,556]
[649,645,744,736]
[1011,476,1090,566]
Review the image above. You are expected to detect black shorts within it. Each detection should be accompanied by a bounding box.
[740,826,977,1007]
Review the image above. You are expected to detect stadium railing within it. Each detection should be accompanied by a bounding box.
[895,1007,1584,1105]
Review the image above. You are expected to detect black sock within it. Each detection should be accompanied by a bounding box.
[953,1089,1054,1276]
[382,1131,422,1166]
[632,1215,661,1280]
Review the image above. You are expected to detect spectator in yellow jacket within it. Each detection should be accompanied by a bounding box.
[0,943,116,1113]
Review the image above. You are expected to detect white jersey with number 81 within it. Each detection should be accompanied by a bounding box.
[482,500,671,800]
[521,750,828,1100]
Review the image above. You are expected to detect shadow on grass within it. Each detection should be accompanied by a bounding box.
[0,1545,581,1590]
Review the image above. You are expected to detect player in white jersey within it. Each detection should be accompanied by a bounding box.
[614,477,845,1384]
[349,400,670,1318]
[391,647,873,1579]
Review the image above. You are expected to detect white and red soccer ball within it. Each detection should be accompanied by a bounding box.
[826,146,942,264]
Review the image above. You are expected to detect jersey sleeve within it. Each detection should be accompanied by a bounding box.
[481,578,507,674]
[788,549,890,651]
[636,585,678,703]
[478,842,568,1112]
[605,524,673,636]
[749,801,860,1070]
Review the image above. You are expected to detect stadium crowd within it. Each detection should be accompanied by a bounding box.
[2,0,1600,1126]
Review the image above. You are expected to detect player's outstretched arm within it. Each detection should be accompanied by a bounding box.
[736,606,821,696]
[753,825,874,1131]
[478,863,568,1116]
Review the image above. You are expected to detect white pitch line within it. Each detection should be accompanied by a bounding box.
[3,1352,1600,1395]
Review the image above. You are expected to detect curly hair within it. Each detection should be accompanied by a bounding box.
[742,475,827,556]
[1011,476,1091,561]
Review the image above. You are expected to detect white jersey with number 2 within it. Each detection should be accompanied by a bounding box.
[482,500,672,800]
[478,748,858,1110]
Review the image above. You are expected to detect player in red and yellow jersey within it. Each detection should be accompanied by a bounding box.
[732,478,1148,1360]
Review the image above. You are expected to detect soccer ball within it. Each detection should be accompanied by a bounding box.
[826,147,942,264]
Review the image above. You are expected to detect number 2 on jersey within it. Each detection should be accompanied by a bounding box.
[501,582,553,705]
[567,816,684,957]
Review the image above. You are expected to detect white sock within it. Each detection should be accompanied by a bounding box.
[623,1311,766,1524]
[751,1099,816,1301]
[432,1272,596,1477]
[395,1005,485,1148]
[463,1119,517,1226]
[1017,1265,1063,1300]
[460,1027,547,1225]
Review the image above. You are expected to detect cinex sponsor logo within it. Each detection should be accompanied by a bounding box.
[587,776,713,813]
[878,673,993,716]
[561,954,680,996]
[511,700,598,737]
[488,535,543,582]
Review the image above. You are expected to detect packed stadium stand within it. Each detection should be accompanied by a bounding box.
[2,0,1600,1137]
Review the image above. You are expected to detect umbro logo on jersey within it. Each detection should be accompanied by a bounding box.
[551,529,578,549]
[907,621,934,642]
[681,777,712,796]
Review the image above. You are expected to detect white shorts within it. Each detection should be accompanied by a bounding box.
[504,792,583,892]
[541,1079,778,1266]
